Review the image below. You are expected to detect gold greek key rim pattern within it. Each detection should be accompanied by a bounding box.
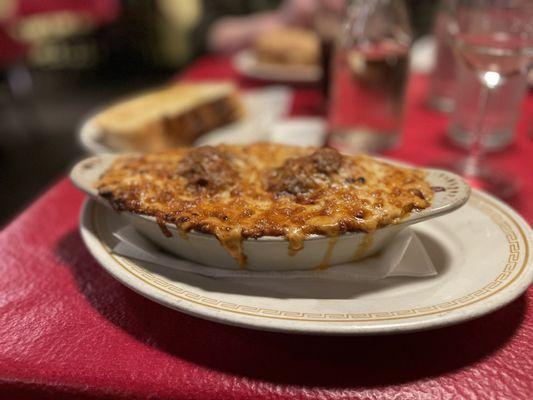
[92,193,530,323]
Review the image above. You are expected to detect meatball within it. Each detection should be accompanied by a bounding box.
[176,146,237,192]
[267,148,342,195]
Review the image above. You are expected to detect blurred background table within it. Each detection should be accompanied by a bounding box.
[0,54,531,400]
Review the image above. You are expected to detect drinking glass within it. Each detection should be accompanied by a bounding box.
[440,0,533,198]
[427,0,457,112]
[327,0,412,154]
[313,0,347,103]
[448,59,529,151]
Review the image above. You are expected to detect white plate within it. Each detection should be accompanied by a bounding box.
[80,191,532,335]
[233,49,322,83]
[79,86,293,154]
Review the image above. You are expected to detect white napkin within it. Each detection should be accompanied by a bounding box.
[111,226,437,281]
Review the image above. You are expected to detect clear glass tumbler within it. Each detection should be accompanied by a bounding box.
[427,0,457,112]
[327,0,412,154]
[448,60,529,151]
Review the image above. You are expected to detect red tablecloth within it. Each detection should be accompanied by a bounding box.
[0,56,531,399]
[15,0,120,24]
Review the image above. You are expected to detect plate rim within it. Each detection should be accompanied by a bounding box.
[79,190,532,335]
[233,49,322,83]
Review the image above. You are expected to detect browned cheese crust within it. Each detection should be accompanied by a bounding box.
[97,143,433,264]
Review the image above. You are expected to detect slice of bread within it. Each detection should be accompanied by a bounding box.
[254,28,320,66]
[93,82,243,151]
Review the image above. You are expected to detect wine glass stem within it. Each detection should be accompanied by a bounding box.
[464,84,491,177]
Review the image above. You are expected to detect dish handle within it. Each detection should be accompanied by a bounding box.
[70,154,118,198]
[406,168,471,225]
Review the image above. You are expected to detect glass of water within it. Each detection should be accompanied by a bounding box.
[448,59,529,151]
[427,0,457,113]
[327,0,412,154]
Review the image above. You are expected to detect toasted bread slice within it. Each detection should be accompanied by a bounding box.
[254,28,320,66]
[93,82,243,151]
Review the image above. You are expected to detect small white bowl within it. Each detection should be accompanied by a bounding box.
[71,154,470,271]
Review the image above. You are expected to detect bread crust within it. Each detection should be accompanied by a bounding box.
[93,84,243,151]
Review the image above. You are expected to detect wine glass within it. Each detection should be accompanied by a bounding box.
[441,0,533,198]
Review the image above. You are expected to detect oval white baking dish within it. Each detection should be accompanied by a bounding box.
[71,153,470,271]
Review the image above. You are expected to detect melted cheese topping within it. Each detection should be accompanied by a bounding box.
[97,143,433,266]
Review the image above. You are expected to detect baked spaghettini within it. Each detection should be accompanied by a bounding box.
[254,28,320,66]
[96,143,434,266]
[92,82,243,152]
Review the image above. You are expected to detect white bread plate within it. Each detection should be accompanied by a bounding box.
[70,154,470,271]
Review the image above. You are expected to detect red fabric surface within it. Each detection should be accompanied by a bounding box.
[0,27,27,66]
[15,0,120,24]
[0,55,532,399]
